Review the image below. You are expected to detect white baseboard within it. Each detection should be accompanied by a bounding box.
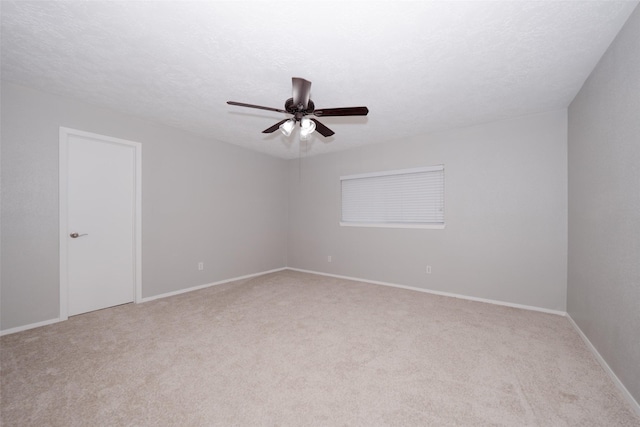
[140,267,287,303]
[1,267,287,336]
[566,314,640,417]
[0,317,63,337]
[286,267,567,316]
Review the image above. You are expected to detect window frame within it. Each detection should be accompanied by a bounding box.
[339,165,445,229]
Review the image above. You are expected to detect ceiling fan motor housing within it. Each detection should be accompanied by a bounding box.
[285,97,315,119]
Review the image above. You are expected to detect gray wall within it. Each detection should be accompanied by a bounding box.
[288,110,568,311]
[568,5,640,403]
[1,82,288,331]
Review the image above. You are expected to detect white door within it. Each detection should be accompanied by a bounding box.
[60,128,141,317]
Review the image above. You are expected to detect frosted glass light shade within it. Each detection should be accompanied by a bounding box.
[300,118,316,140]
[279,119,295,136]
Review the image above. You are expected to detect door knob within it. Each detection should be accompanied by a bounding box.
[70,233,88,238]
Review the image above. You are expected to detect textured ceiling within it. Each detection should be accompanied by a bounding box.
[1,1,637,159]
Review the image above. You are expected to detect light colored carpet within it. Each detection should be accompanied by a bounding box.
[1,270,638,426]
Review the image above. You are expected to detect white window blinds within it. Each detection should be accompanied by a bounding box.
[340,165,444,228]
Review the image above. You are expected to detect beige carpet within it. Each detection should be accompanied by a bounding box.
[1,270,638,426]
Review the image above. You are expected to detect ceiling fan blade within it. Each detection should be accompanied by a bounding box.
[292,77,312,110]
[227,101,288,114]
[313,106,369,117]
[262,119,289,134]
[310,118,335,137]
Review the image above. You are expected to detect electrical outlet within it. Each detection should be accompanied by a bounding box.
[198,262,204,271]
[328,255,332,263]
[426,265,432,274]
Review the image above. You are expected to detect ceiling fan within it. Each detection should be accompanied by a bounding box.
[227,77,369,140]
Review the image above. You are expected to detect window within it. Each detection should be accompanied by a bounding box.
[340,165,444,229]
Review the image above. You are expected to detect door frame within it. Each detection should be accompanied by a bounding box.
[59,127,142,320]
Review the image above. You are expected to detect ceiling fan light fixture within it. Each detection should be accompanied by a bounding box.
[300,117,316,140]
[279,119,295,136]
[228,77,369,139]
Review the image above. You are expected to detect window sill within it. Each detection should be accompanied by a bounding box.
[339,222,445,229]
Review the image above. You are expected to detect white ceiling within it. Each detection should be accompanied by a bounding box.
[1,1,637,159]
